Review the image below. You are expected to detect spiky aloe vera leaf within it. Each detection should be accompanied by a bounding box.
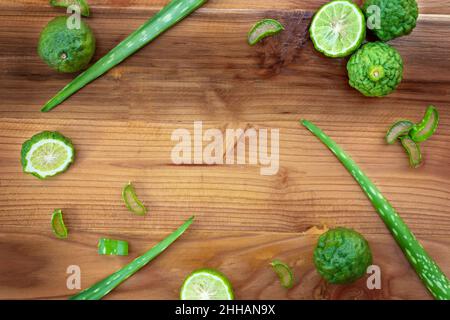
[386,120,415,144]
[42,0,208,112]
[410,105,439,143]
[69,216,194,300]
[400,136,423,168]
[301,119,450,300]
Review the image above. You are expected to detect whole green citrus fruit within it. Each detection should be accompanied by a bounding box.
[314,228,372,284]
[38,16,95,73]
[363,0,418,41]
[347,42,403,97]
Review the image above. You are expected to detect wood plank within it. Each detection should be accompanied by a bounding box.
[1,231,449,299]
[0,0,449,300]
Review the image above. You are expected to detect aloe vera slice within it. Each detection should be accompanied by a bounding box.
[410,105,439,143]
[70,216,194,300]
[300,119,450,300]
[270,260,294,289]
[386,120,415,144]
[122,182,147,216]
[51,209,68,239]
[50,0,90,17]
[248,19,284,46]
[400,136,423,168]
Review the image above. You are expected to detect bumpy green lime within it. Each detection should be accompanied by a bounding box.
[38,16,95,73]
[347,42,403,97]
[363,0,418,41]
[314,228,372,284]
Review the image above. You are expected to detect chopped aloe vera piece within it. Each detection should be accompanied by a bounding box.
[248,18,284,46]
[98,238,129,256]
[300,120,450,300]
[51,209,68,239]
[410,105,439,143]
[50,0,90,17]
[270,260,294,289]
[386,120,415,144]
[70,216,194,300]
[122,182,147,215]
[400,136,423,168]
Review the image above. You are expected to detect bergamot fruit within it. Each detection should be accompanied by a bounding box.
[38,16,95,73]
[314,228,372,284]
[347,42,403,97]
[363,0,419,41]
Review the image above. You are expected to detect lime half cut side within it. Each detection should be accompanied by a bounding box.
[180,269,234,300]
[21,131,75,179]
[310,0,366,58]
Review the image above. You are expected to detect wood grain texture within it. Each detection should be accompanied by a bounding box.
[0,0,449,300]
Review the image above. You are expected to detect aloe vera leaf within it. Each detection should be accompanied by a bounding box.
[69,216,194,300]
[385,120,415,144]
[248,18,284,46]
[42,0,208,112]
[410,105,439,143]
[400,136,423,168]
[301,119,450,300]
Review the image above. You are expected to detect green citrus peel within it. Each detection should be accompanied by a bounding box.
[98,238,129,256]
[301,119,450,300]
[410,105,439,143]
[270,260,294,289]
[310,0,366,58]
[122,182,147,216]
[70,216,194,300]
[248,19,284,46]
[386,120,415,144]
[21,131,75,179]
[180,268,234,300]
[49,0,90,17]
[51,209,68,239]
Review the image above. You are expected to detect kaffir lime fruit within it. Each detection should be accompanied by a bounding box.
[363,0,419,41]
[38,16,95,73]
[309,0,366,58]
[314,228,372,284]
[347,42,403,97]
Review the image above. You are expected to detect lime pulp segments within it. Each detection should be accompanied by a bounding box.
[180,269,234,300]
[310,0,366,57]
[248,18,284,45]
[21,131,75,179]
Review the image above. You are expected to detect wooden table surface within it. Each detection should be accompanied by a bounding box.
[0,0,449,300]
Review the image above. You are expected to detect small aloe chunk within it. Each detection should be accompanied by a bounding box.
[400,136,423,168]
[410,105,439,143]
[386,120,415,144]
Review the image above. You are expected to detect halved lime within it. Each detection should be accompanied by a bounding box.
[180,269,234,300]
[270,260,295,289]
[310,0,366,58]
[21,131,75,179]
[50,0,90,17]
[248,18,284,46]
